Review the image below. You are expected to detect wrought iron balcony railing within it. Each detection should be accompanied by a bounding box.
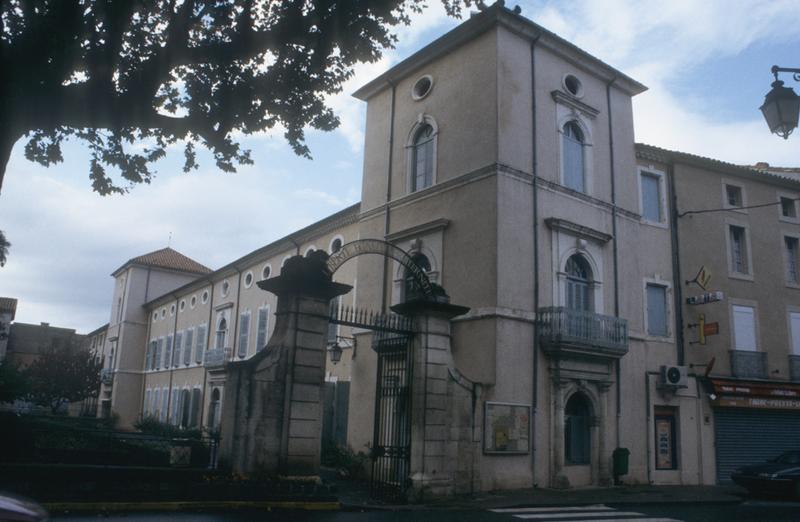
[204,347,231,369]
[730,350,767,379]
[100,368,114,385]
[537,307,628,358]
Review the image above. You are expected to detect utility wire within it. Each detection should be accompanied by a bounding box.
[678,196,800,218]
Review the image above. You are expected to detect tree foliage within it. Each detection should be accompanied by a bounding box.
[0,230,9,267]
[0,358,29,403]
[1,0,469,195]
[25,347,103,413]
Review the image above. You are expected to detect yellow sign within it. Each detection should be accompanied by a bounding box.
[694,266,712,290]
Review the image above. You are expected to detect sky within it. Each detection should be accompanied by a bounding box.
[1,0,800,333]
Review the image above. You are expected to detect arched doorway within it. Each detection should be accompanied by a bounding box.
[565,392,592,465]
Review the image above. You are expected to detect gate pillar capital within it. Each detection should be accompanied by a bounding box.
[258,251,352,301]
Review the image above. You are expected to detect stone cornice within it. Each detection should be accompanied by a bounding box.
[544,218,612,243]
[551,90,600,118]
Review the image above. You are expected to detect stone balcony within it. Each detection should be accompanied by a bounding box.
[537,306,628,359]
[730,350,767,379]
[204,347,232,369]
[100,368,114,386]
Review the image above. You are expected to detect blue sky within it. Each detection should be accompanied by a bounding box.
[1,0,799,333]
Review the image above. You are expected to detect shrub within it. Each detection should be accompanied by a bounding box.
[134,416,202,439]
[321,440,368,480]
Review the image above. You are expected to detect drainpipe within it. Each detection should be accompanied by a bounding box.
[605,76,622,450]
[667,162,686,365]
[230,269,243,361]
[381,80,397,314]
[530,33,541,480]
[200,279,215,428]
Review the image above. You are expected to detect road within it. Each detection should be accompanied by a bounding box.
[52,499,800,522]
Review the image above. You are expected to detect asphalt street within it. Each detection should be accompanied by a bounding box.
[52,499,800,522]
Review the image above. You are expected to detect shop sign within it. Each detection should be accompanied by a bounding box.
[716,396,800,411]
[710,378,800,410]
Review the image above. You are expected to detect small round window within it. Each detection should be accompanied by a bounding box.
[170,304,176,316]
[152,312,158,322]
[190,295,197,309]
[330,237,343,254]
[412,75,434,100]
[221,280,230,297]
[262,264,272,280]
[160,308,166,319]
[179,300,186,312]
[563,74,583,98]
[244,271,254,288]
[202,290,209,304]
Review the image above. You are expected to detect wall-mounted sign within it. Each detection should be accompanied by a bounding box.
[709,378,800,411]
[484,402,530,454]
[654,408,677,470]
[686,291,724,305]
[686,265,712,290]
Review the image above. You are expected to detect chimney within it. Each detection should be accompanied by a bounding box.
[40,322,49,327]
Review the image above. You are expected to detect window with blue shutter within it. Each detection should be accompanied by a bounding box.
[153,389,160,417]
[238,312,250,358]
[155,338,163,369]
[184,328,194,365]
[732,305,757,351]
[173,332,182,367]
[160,388,168,422]
[641,172,662,222]
[195,325,206,363]
[170,387,180,425]
[563,121,585,193]
[646,284,668,337]
[165,335,173,369]
[256,308,269,352]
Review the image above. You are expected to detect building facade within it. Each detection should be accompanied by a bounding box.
[84,4,799,494]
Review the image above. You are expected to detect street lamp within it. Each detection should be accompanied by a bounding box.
[328,342,343,364]
[760,65,800,139]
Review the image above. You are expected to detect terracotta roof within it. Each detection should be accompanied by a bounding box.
[0,297,17,320]
[115,247,212,276]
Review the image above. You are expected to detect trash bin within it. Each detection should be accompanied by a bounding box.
[612,447,630,478]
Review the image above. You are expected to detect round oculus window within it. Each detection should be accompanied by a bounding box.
[202,290,209,304]
[412,75,434,100]
[190,295,197,308]
[170,304,176,315]
[221,280,230,297]
[563,74,583,98]
[262,264,272,280]
[330,237,343,254]
[153,312,158,322]
[161,308,166,319]
[179,300,186,312]
[244,271,254,288]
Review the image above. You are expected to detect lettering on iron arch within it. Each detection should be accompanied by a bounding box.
[325,239,433,299]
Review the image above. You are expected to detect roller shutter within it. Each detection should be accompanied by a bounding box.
[714,408,800,483]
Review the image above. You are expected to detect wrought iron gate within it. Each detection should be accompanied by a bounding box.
[329,304,414,502]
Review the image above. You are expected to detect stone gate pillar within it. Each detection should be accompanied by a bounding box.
[392,286,470,500]
[219,252,351,477]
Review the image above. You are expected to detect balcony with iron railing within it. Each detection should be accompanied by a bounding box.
[730,350,767,379]
[100,368,114,386]
[537,307,629,359]
[204,347,232,369]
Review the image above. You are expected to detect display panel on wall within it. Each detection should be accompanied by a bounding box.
[484,402,531,454]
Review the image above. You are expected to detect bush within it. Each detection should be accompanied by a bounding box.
[134,416,202,439]
[321,440,368,480]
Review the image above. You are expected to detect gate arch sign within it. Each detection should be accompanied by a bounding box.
[325,239,433,299]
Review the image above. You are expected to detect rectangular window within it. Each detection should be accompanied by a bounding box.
[189,388,202,428]
[155,338,163,370]
[170,388,180,425]
[147,341,156,370]
[786,237,799,284]
[732,305,757,351]
[646,284,668,337]
[184,328,194,365]
[781,197,797,218]
[563,137,584,192]
[729,225,749,274]
[165,334,174,368]
[195,325,206,363]
[726,185,743,207]
[160,388,168,422]
[256,308,269,352]
[238,312,250,358]
[144,390,151,415]
[173,332,181,367]
[640,172,662,222]
[790,312,800,356]
[152,389,160,418]
[654,407,678,470]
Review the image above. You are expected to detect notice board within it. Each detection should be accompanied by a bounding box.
[484,401,530,454]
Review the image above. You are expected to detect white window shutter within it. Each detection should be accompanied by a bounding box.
[732,305,756,351]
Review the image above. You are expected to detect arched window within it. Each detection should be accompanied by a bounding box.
[562,121,585,192]
[404,253,432,300]
[216,318,227,349]
[412,124,434,191]
[209,388,221,429]
[565,392,592,465]
[565,254,592,312]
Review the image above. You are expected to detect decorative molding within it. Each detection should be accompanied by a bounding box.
[214,302,234,312]
[386,218,451,243]
[551,90,600,118]
[452,306,537,324]
[545,218,613,243]
[535,176,641,221]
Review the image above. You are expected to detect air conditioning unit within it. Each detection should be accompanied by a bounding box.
[660,365,688,389]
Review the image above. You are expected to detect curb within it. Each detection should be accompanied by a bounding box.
[43,500,342,513]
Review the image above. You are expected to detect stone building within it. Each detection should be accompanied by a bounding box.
[82,3,799,497]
